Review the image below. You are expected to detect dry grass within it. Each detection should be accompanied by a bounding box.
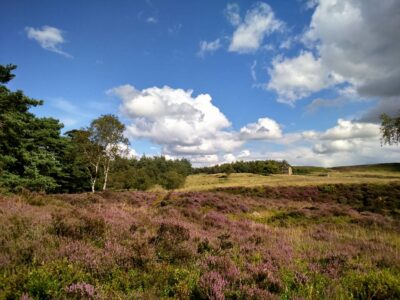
[180,170,400,191]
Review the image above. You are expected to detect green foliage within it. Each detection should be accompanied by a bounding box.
[343,270,400,300]
[0,67,62,192]
[109,156,191,191]
[161,170,186,190]
[0,64,90,193]
[89,114,129,191]
[194,159,290,176]
[131,168,154,191]
[0,64,16,83]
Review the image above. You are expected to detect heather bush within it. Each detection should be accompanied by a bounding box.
[152,221,194,263]
[215,183,400,215]
[198,271,227,300]
[50,211,106,241]
[65,282,96,299]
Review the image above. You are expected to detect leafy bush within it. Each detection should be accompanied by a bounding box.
[161,170,186,190]
[343,270,400,299]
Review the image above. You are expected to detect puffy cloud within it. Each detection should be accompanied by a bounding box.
[260,118,398,167]
[320,119,379,140]
[25,26,72,58]
[267,0,400,109]
[108,85,243,156]
[313,140,356,154]
[228,2,283,53]
[197,39,222,57]
[267,51,341,104]
[263,141,400,167]
[239,117,282,140]
[305,0,400,98]
[265,118,390,166]
[307,119,381,158]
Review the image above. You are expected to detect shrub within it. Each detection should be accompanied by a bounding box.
[65,282,96,299]
[131,168,154,191]
[24,261,90,299]
[198,271,227,300]
[50,212,106,241]
[161,170,186,190]
[152,222,193,263]
[344,269,400,300]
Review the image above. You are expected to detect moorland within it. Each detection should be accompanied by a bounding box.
[1,166,399,299]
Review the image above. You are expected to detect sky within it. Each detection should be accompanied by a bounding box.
[1,0,399,167]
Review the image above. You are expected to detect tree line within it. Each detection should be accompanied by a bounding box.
[194,160,291,175]
[0,64,190,193]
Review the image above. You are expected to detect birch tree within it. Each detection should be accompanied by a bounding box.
[90,115,129,191]
[70,129,102,193]
[381,113,400,146]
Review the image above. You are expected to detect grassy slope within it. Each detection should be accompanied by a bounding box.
[181,166,400,191]
[332,163,400,172]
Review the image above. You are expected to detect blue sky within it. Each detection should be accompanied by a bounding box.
[1,0,399,166]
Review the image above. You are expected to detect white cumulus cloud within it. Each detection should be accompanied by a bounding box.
[267,0,400,111]
[267,51,340,105]
[239,117,282,140]
[228,2,283,53]
[320,119,379,140]
[107,85,243,156]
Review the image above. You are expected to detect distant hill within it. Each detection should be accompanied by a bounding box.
[331,163,400,172]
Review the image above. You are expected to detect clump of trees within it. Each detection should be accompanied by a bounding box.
[0,64,88,193]
[0,64,191,193]
[108,156,191,190]
[194,160,291,175]
[67,115,129,193]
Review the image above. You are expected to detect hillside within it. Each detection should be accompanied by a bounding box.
[182,163,400,191]
[1,183,399,299]
[331,163,400,172]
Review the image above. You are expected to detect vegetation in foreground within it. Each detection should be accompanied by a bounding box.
[1,183,399,299]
